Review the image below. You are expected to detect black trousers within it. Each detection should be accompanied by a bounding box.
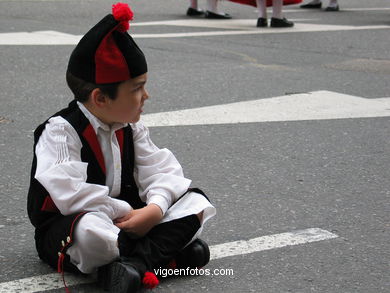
[117,214,200,274]
[36,213,200,274]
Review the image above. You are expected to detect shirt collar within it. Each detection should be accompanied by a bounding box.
[77,101,127,133]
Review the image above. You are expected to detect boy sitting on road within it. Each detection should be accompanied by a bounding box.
[27,3,215,292]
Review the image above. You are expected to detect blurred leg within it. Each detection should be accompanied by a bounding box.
[189,0,198,9]
[207,0,218,13]
[256,0,267,18]
[272,0,283,19]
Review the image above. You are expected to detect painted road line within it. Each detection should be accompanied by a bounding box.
[130,24,390,38]
[0,228,338,292]
[141,91,390,127]
[0,273,94,293]
[283,7,390,12]
[1,23,389,44]
[210,228,338,260]
[0,30,82,45]
[131,18,315,29]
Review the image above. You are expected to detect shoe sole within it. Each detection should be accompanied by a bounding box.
[270,24,294,27]
[99,262,141,293]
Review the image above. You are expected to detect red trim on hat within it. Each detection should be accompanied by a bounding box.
[95,29,130,84]
[82,124,106,174]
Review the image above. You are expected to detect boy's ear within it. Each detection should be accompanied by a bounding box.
[90,88,108,108]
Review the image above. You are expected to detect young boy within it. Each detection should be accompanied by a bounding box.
[27,3,215,292]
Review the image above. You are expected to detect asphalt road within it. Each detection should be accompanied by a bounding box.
[0,0,389,292]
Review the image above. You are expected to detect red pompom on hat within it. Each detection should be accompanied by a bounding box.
[112,2,134,32]
[67,2,147,85]
[142,271,159,289]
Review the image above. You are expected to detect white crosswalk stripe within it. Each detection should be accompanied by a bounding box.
[0,228,338,292]
[0,21,389,44]
[142,91,390,127]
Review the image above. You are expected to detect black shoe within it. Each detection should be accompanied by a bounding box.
[325,5,339,11]
[300,2,322,9]
[205,10,232,19]
[270,17,294,28]
[98,261,141,293]
[186,7,205,16]
[256,17,268,27]
[174,239,210,269]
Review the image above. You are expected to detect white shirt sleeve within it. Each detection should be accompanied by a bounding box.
[34,116,131,220]
[132,122,192,215]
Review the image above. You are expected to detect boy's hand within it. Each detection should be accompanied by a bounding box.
[114,204,163,237]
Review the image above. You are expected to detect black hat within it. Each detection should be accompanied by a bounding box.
[67,2,147,84]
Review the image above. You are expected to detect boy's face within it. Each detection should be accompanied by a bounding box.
[102,73,149,125]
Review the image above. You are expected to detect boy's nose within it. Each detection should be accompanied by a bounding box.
[143,89,150,100]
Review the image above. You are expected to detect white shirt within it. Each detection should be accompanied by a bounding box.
[34,102,192,220]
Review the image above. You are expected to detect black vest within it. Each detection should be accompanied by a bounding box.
[27,100,145,229]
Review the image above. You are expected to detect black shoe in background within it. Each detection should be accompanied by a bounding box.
[300,2,322,9]
[271,17,294,28]
[257,17,268,27]
[186,7,205,16]
[325,5,339,11]
[205,10,232,19]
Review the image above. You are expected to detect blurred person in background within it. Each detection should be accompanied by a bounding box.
[187,0,232,19]
[228,0,301,27]
[300,0,339,11]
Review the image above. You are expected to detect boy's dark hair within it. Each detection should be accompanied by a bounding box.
[66,71,120,103]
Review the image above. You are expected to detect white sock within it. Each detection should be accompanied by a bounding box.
[272,0,283,19]
[328,0,338,8]
[207,0,219,13]
[190,0,198,9]
[256,0,267,18]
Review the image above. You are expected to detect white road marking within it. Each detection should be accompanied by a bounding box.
[0,273,94,293]
[283,7,390,12]
[0,22,389,44]
[141,91,390,127]
[131,18,315,29]
[0,30,81,45]
[0,228,338,292]
[210,228,338,260]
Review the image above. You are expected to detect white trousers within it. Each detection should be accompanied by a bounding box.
[67,192,216,273]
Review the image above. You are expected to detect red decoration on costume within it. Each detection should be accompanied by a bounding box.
[228,0,302,7]
[115,128,124,158]
[41,196,60,212]
[166,259,177,270]
[82,124,106,173]
[142,271,159,289]
[112,2,134,32]
[57,252,65,273]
